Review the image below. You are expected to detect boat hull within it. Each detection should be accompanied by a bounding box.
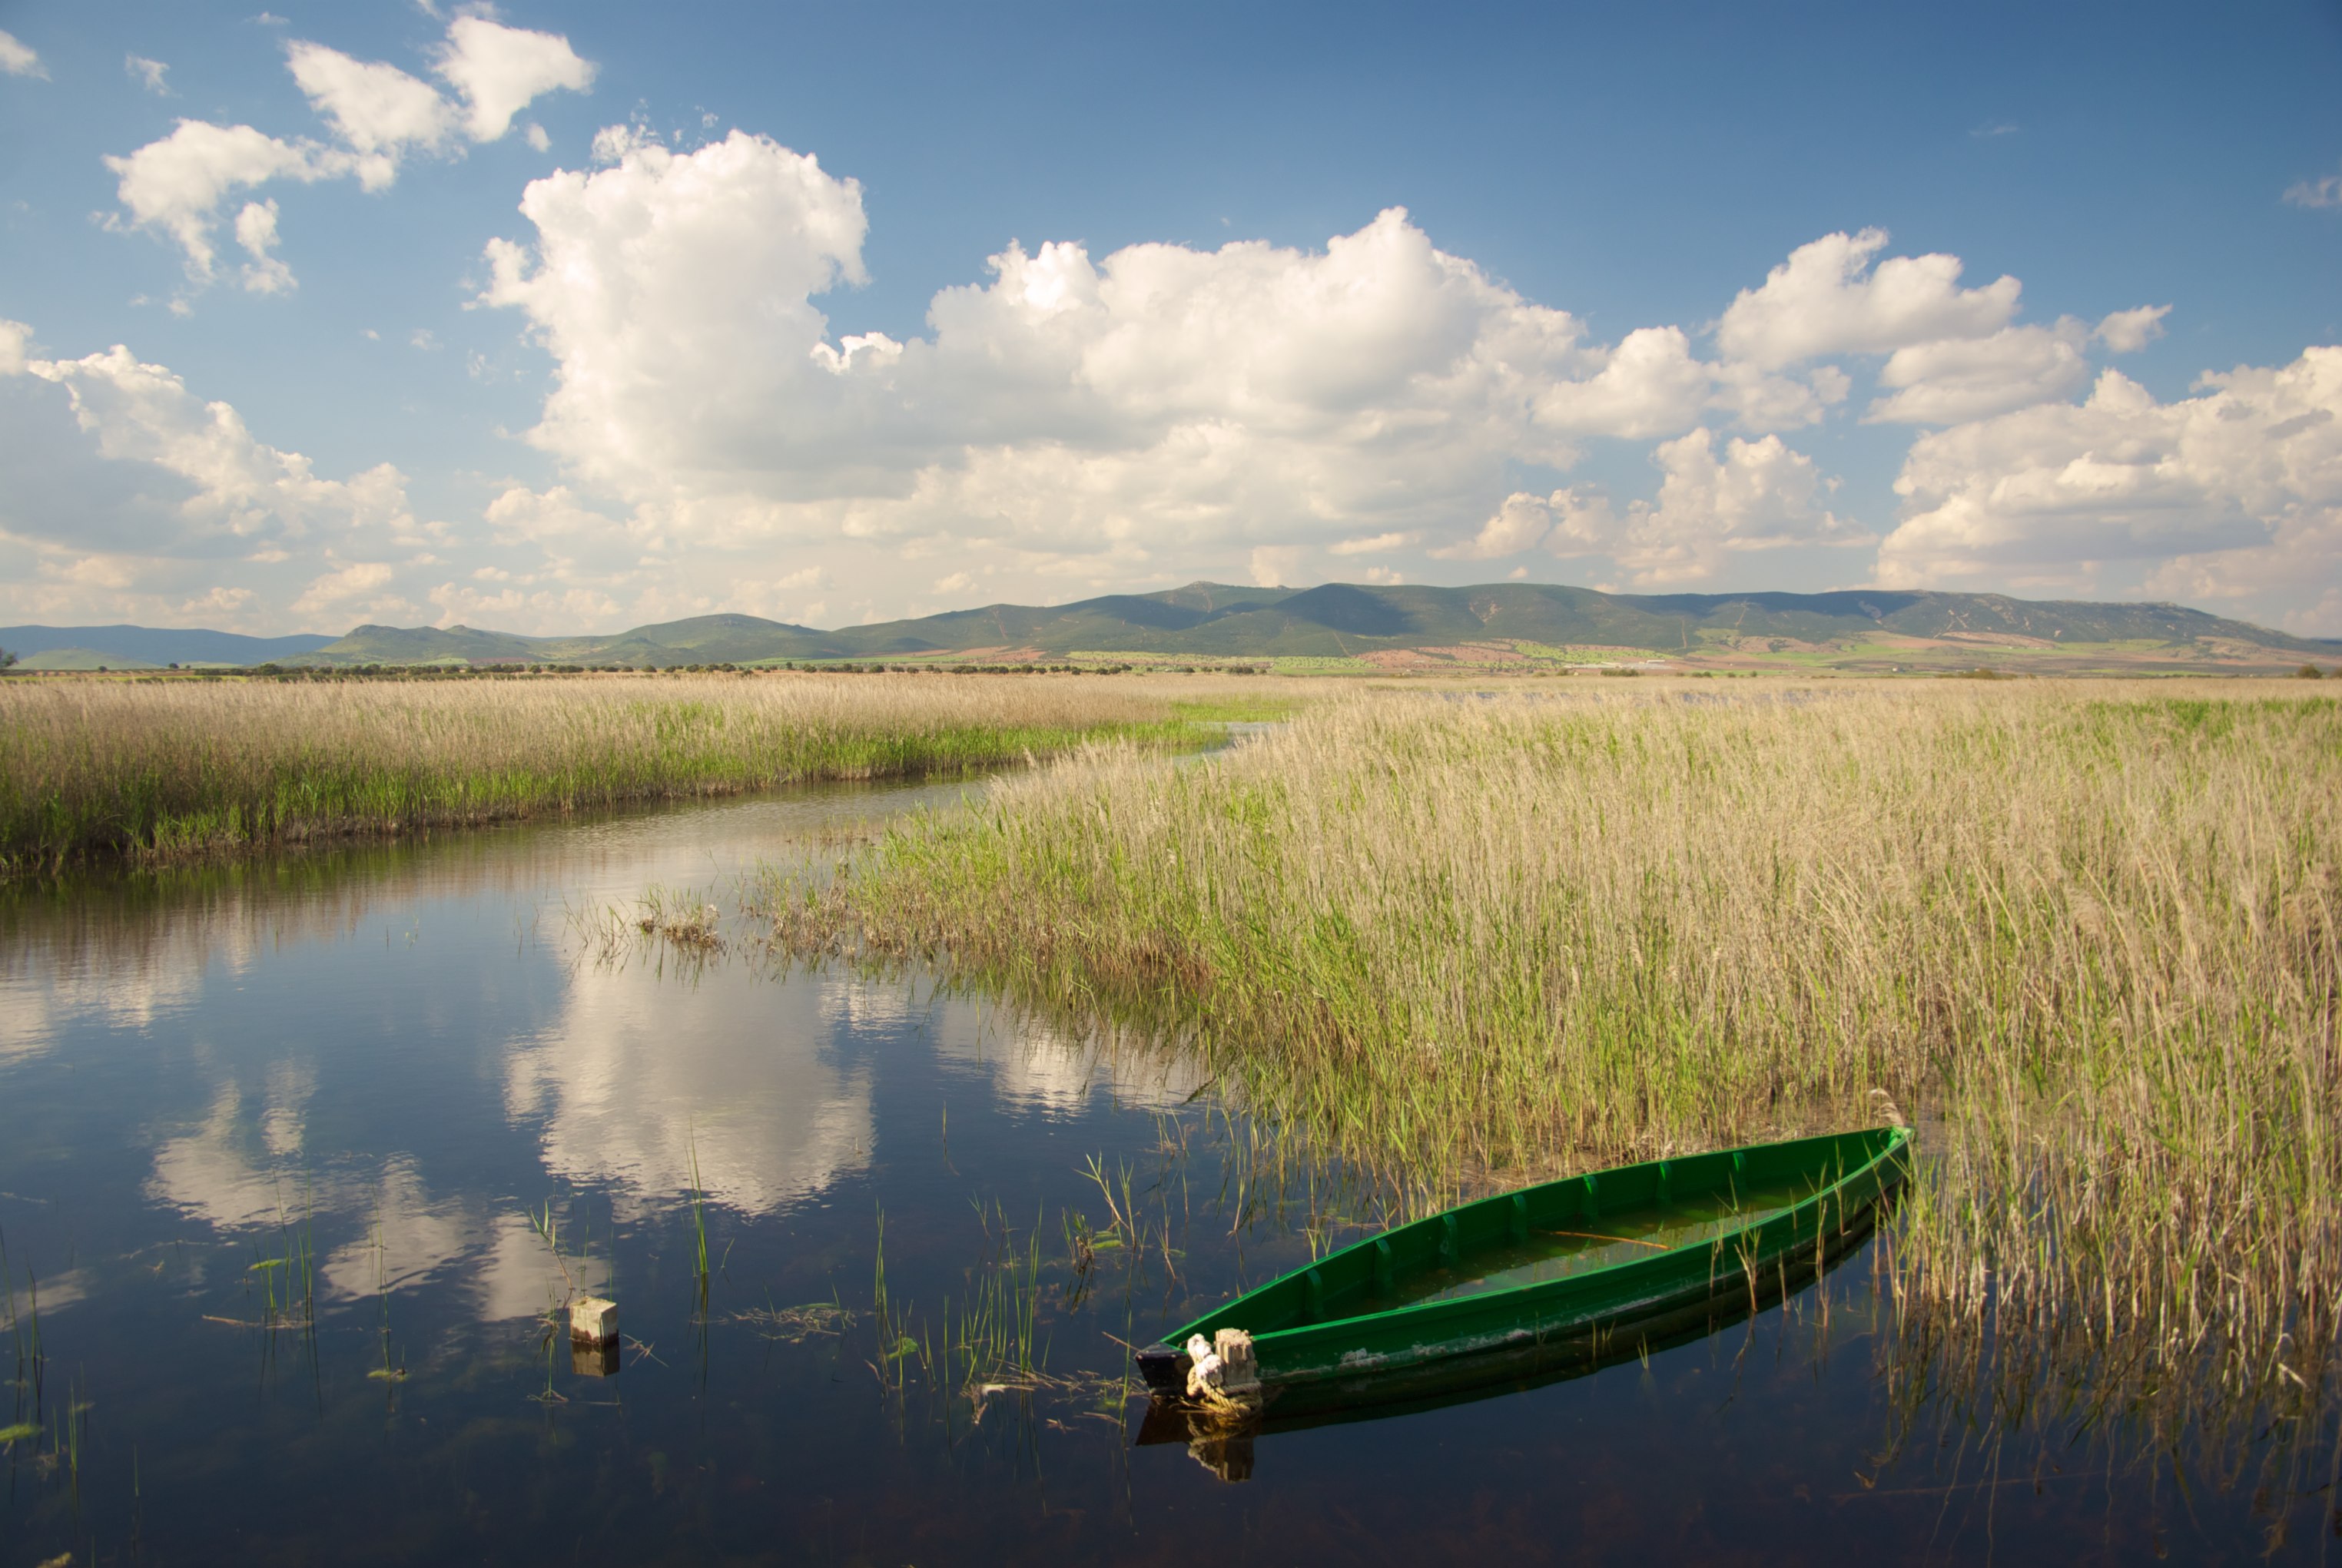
[1136,1125,1909,1398]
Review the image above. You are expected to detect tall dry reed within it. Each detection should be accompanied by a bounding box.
[0,673,1246,869]
[788,681,2341,1427]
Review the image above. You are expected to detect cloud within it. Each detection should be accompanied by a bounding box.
[234,200,295,293]
[0,30,44,78]
[1866,320,2093,424]
[1878,350,2342,603]
[433,17,595,142]
[423,581,618,630]
[1249,545,1305,587]
[1529,325,1713,439]
[481,131,1883,596]
[1428,492,1555,561]
[126,54,171,94]
[2095,304,2169,354]
[1717,228,2022,370]
[104,18,593,296]
[18,343,418,544]
[2284,169,2342,210]
[1329,530,1416,555]
[285,41,456,188]
[102,120,346,283]
[1449,429,1867,585]
[290,559,398,615]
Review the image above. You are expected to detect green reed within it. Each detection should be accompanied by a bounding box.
[938,1204,1046,1394]
[2,1230,42,1424]
[788,681,2342,1435]
[247,1180,317,1332]
[686,1129,713,1317]
[0,673,1259,870]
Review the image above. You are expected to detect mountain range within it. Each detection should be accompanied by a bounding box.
[5,584,2334,673]
[0,624,338,670]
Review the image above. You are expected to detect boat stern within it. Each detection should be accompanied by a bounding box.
[1134,1341,1187,1395]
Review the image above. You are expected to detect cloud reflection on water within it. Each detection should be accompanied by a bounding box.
[506,954,877,1219]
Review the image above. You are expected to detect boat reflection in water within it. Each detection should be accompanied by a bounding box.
[1137,1165,1895,1483]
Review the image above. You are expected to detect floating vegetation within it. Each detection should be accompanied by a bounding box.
[637,890,725,952]
[735,1299,855,1345]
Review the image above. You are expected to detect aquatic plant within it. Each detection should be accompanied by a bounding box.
[788,680,2342,1434]
[687,1127,713,1314]
[0,672,1277,870]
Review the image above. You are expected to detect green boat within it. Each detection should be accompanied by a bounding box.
[1134,1125,1910,1402]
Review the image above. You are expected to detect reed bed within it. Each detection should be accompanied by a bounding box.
[0,673,1250,870]
[784,681,2342,1432]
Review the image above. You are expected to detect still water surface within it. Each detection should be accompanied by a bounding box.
[0,778,2331,1563]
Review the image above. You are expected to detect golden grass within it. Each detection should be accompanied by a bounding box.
[0,671,1284,870]
[781,680,2341,1431]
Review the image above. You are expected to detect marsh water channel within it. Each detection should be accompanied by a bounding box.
[1,766,2334,1564]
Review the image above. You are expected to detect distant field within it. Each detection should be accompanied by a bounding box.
[0,671,1289,870]
[774,637,2337,677]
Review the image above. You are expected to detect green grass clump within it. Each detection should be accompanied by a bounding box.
[791,681,2341,1430]
[0,672,1275,871]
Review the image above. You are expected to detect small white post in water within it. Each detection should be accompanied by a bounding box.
[1212,1328,1260,1400]
[570,1295,618,1346]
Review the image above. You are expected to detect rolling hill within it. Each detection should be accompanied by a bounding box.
[0,623,335,667]
[8,585,2330,675]
[274,583,2334,672]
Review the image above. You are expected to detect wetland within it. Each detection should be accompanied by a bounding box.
[2,675,2337,1563]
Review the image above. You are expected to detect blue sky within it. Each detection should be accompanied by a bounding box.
[2,0,2338,635]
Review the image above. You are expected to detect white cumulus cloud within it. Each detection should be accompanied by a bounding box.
[0,330,450,628]
[103,121,347,283]
[290,560,399,615]
[433,17,595,143]
[285,41,457,188]
[104,18,592,297]
[1717,228,2022,370]
[479,129,1873,595]
[9,337,426,556]
[2095,304,2170,354]
[1866,321,2094,425]
[234,200,295,294]
[1879,350,2342,605]
[125,54,171,94]
[1446,429,1866,585]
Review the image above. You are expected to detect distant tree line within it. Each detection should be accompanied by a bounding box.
[237,659,1270,679]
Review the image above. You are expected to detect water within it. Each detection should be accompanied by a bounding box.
[1,779,2334,1564]
[1370,1175,1821,1312]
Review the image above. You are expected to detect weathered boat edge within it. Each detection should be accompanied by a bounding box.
[1138,1124,1910,1397]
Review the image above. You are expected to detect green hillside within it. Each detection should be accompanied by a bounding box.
[15,648,164,671]
[266,582,2330,672]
